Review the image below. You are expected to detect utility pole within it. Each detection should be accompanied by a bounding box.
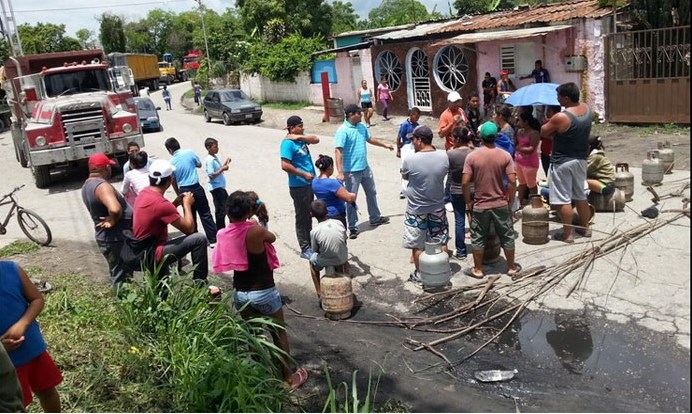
[193,0,212,79]
[0,0,23,56]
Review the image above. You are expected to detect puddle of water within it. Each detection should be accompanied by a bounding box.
[497,310,690,411]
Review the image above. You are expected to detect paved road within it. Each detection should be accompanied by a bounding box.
[0,81,689,410]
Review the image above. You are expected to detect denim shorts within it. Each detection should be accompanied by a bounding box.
[233,286,282,315]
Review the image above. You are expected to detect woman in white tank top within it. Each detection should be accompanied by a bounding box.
[357,79,374,127]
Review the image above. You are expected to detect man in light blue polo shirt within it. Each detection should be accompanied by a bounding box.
[335,104,394,239]
[281,115,319,259]
[165,137,217,245]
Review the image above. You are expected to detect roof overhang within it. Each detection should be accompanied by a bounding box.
[432,24,573,47]
[313,41,373,57]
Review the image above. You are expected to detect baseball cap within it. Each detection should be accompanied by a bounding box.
[344,103,362,116]
[88,153,116,169]
[286,115,303,128]
[479,121,498,141]
[412,125,433,141]
[500,69,509,76]
[447,91,462,102]
[149,159,176,182]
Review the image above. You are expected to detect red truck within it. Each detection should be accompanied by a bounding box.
[2,50,144,188]
[182,50,204,71]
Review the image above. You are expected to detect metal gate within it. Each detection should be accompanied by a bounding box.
[407,48,432,111]
[605,26,690,123]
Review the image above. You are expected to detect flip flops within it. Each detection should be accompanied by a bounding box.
[463,267,484,279]
[552,231,574,244]
[290,367,309,392]
[575,228,592,237]
[506,263,522,277]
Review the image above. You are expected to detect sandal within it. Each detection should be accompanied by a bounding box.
[463,267,484,279]
[506,263,522,276]
[289,367,309,392]
[575,228,592,237]
[552,232,574,244]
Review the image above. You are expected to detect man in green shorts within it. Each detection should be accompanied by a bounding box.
[462,122,519,278]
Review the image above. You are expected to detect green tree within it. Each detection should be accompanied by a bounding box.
[628,0,689,28]
[98,13,127,53]
[16,23,82,54]
[124,21,152,53]
[242,33,325,82]
[367,0,440,27]
[237,0,332,38]
[0,38,11,62]
[145,9,176,56]
[453,0,514,15]
[75,28,93,49]
[330,1,359,34]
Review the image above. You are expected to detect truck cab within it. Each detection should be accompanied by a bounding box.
[4,53,144,188]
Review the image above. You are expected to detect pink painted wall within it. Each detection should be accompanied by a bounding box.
[474,22,607,120]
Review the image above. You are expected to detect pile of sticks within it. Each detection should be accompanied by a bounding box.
[288,183,690,366]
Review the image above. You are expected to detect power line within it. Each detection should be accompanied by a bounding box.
[12,0,189,14]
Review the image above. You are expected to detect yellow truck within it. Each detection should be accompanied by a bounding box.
[158,53,188,85]
[107,52,160,93]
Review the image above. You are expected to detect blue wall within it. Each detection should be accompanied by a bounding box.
[311,60,337,83]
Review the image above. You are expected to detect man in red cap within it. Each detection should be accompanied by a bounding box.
[81,153,133,286]
[496,70,515,103]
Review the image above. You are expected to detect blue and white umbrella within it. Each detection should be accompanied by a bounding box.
[505,82,561,106]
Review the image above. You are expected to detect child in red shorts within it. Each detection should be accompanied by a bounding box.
[0,261,62,412]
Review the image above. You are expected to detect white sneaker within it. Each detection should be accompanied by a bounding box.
[445,202,454,212]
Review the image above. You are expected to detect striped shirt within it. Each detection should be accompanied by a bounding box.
[334,120,370,173]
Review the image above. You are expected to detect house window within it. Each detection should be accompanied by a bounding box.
[433,45,469,92]
[500,45,515,75]
[375,50,402,91]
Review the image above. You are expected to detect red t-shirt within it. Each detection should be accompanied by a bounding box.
[133,187,181,261]
[438,107,468,150]
[463,146,515,210]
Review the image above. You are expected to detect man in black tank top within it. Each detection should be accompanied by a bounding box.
[540,82,592,243]
[81,153,133,286]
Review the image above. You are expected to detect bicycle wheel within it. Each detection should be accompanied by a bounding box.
[17,208,52,246]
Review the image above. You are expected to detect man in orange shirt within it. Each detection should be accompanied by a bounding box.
[438,91,468,209]
[438,91,468,151]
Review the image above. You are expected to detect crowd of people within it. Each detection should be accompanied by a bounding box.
[1,69,612,408]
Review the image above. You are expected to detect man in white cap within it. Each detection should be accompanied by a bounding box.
[133,159,209,281]
[81,152,133,286]
[438,91,468,210]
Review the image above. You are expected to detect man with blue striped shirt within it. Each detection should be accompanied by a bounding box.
[165,137,217,245]
[334,104,394,239]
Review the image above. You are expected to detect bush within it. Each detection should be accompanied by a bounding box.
[243,33,325,82]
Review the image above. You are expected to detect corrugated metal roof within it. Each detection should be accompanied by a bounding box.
[433,0,623,34]
[313,41,373,56]
[373,21,457,40]
[432,24,573,46]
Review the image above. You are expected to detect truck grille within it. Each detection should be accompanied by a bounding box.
[61,108,105,144]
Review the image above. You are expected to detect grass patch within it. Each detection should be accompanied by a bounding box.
[183,88,208,99]
[262,101,312,110]
[30,268,289,412]
[0,240,41,257]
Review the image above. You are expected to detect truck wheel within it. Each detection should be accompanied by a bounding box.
[222,112,232,126]
[34,165,51,188]
[204,110,212,123]
[19,141,28,168]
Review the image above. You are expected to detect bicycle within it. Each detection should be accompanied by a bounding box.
[0,184,52,246]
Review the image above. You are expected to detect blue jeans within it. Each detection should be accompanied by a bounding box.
[344,167,382,232]
[450,194,467,256]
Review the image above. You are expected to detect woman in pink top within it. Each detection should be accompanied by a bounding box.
[514,112,541,204]
[376,77,393,121]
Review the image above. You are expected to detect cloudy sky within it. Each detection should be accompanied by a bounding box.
[8,0,454,38]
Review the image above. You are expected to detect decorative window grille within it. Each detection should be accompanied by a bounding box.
[375,50,402,91]
[433,45,469,92]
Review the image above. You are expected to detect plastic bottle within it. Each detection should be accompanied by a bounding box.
[474,369,518,383]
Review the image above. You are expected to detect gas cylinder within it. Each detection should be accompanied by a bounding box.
[419,239,452,289]
[657,141,675,174]
[642,150,664,186]
[591,188,626,212]
[320,266,353,320]
[521,194,549,244]
[614,163,634,202]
